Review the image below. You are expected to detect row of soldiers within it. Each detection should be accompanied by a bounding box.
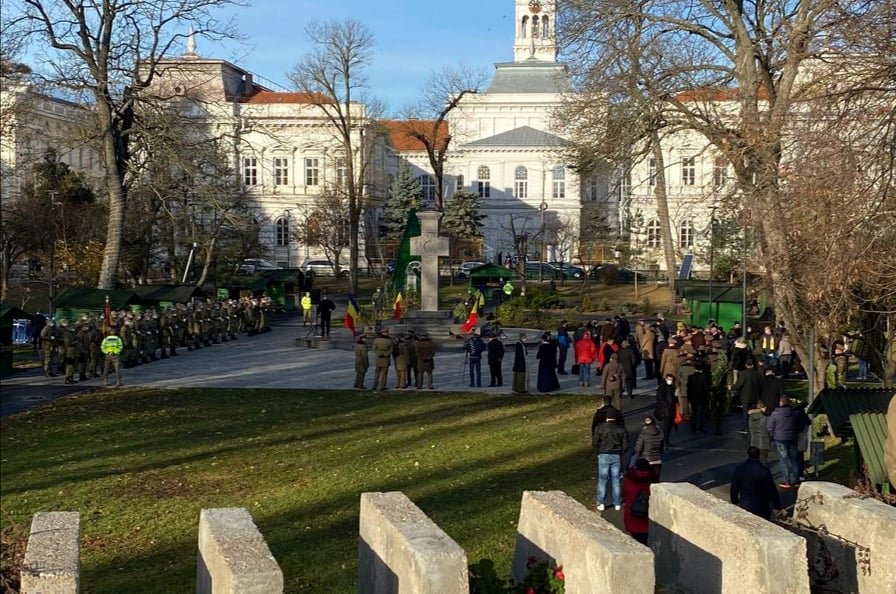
[39,297,275,384]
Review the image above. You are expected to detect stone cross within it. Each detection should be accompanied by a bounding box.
[409,209,450,311]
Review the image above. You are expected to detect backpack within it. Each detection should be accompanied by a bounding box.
[631,489,649,518]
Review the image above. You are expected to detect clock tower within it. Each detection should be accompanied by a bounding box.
[513,0,558,62]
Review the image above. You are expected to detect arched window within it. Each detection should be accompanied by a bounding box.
[521,16,528,38]
[532,15,540,38]
[418,174,436,203]
[552,166,565,199]
[275,216,289,247]
[514,165,528,199]
[646,220,661,248]
[679,220,694,249]
[477,165,491,198]
[542,15,549,38]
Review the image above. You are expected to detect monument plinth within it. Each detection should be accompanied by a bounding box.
[409,209,449,312]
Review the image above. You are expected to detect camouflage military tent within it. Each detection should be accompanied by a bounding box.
[52,287,146,320]
[132,285,206,309]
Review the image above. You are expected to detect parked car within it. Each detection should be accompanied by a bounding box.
[548,262,586,279]
[302,258,349,277]
[455,261,485,279]
[238,258,282,274]
[523,262,567,280]
[588,264,647,283]
[385,259,396,275]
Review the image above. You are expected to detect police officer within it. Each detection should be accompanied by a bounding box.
[502,278,514,302]
[301,292,313,326]
[101,326,124,387]
[40,318,58,377]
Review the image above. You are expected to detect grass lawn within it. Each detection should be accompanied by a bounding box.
[1,388,600,592]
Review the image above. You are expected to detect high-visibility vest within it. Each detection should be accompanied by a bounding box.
[101,335,124,356]
[301,296,312,310]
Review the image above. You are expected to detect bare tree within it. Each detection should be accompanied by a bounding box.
[293,190,351,278]
[559,0,896,390]
[397,66,487,210]
[288,19,382,293]
[13,0,241,289]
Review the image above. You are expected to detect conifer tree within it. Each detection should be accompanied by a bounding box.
[382,162,421,240]
[441,190,484,240]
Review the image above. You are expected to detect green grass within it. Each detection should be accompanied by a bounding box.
[1,388,602,592]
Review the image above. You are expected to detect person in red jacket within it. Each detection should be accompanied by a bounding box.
[575,330,598,386]
[622,458,658,545]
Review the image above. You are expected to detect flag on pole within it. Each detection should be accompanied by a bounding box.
[461,293,480,333]
[344,293,360,335]
[393,292,403,320]
[103,294,113,329]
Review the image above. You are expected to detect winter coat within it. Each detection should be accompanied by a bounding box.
[660,346,682,378]
[592,421,629,454]
[766,404,807,442]
[749,410,771,451]
[638,327,655,360]
[654,382,677,421]
[634,424,665,463]
[487,338,505,364]
[415,338,436,371]
[512,341,527,372]
[394,342,410,371]
[730,346,750,371]
[732,367,763,405]
[622,468,656,535]
[602,360,624,392]
[372,336,393,368]
[760,376,784,409]
[592,405,624,433]
[686,370,712,407]
[354,343,369,373]
[730,458,780,520]
[575,338,597,365]
[617,347,636,379]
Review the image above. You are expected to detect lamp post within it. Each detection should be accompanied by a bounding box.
[539,200,548,282]
[284,209,292,268]
[47,191,59,315]
[631,212,644,300]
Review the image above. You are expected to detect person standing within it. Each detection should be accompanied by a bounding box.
[536,333,560,393]
[602,353,624,411]
[638,321,656,380]
[633,417,665,479]
[394,337,410,389]
[317,293,336,337]
[415,333,436,389]
[748,400,772,464]
[687,363,712,433]
[353,335,369,389]
[622,458,657,544]
[512,333,528,394]
[556,321,571,375]
[371,330,393,392]
[100,327,124,387]
[730,446,781,519]
[60,320,80,384]
[464,331,486,388]
[301,292,313,326]
[39,318,58,377]
[654,374,678,446]
[766,396,807,488]
[486,334,505,387]
[675,354,696,421]
[617,339,637,399]
[575,330,597,387]
[593,411,629,511]
[732,359,763,434]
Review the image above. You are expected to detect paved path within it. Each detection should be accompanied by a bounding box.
[3,318,793,509]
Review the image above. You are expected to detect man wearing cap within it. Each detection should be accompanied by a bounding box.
[353,335,369,389]
[371,330,393,391]
[592,407,629,511]
[487,333,505,387]
[39,318,58,377]
[415,333,436,389]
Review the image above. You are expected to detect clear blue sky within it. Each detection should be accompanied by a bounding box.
[208,0,517,115]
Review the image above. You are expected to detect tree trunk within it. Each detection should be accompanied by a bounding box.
[95,99,125,290]
[650,135,678,312]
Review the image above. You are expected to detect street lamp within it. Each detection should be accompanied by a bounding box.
[539,200,548,282]
[46,191,59,314]
[284,209,292,268]
[630,212,644,300]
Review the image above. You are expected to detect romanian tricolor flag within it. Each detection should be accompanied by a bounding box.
[461,294,480,333]
[344,293,360,335]
[393,292,403,320]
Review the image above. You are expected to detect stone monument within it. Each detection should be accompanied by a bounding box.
[409,208,449,312]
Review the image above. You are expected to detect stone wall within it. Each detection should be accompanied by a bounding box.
[20,511,80,594]
[795,481,896,593]
[358,491,468,594]
[650,482,810,593]
[512,491,654,593]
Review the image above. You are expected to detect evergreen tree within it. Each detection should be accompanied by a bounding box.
[382,162,421,240]
[441,190,484,240]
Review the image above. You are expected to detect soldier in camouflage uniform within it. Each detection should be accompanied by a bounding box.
[75,317,91,381]
[121,316,137,368]
[88,317,103,378]
[40,318,58,377]
[60,319,80,384]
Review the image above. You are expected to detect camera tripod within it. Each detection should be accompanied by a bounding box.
[304,313,322,338]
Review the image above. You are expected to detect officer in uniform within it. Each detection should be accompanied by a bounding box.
[40,318,58,377]
[61,319,80,384]
[101,326,124,387]
[502,278,514,302]
[372,329,394,391]
[301,292,313,326]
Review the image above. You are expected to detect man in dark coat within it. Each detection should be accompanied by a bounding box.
[731,446,781,519]
[592,396,624,431]
[654,374,677,446]
[487,335,505,387]
[317,293,336,337]
[759,367,784,417]
[536,333,560,393]
[556,321,571,375]
[732,359,763,433]
[593,410,630,511]
[766,396,807,487]
[512,333,528,394]
[687,364,712,433]
[617,339,637,399]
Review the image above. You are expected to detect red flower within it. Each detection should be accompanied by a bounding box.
[526,588,536,594]
[553,565,565,581]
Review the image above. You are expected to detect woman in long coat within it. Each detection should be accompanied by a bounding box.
[536,333,560,393]
[353,336,369,389]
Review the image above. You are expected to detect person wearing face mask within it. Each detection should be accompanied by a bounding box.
[654,373,678,447]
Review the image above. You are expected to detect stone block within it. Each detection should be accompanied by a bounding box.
[358,491,468,594]
[196,508,283,594]
[650,482,809,593]
[512,491,654,593]
[21,511,80,594]
[795,481,896,593]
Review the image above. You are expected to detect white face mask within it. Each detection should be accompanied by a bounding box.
[666,379,674,385]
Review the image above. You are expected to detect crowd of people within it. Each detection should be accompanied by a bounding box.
[35,296,276,387]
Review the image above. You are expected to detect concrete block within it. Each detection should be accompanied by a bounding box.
[650,483,809,593]
[358,492,468,594]
[21,511,80,594]
[196,508,283,594]
[512,491,654,594]
[795,481,896,593]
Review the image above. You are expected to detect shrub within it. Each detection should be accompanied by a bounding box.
[469,556,566,594]
[598,297,611,312]
[581,295,592,312]
[640,297,653,315]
